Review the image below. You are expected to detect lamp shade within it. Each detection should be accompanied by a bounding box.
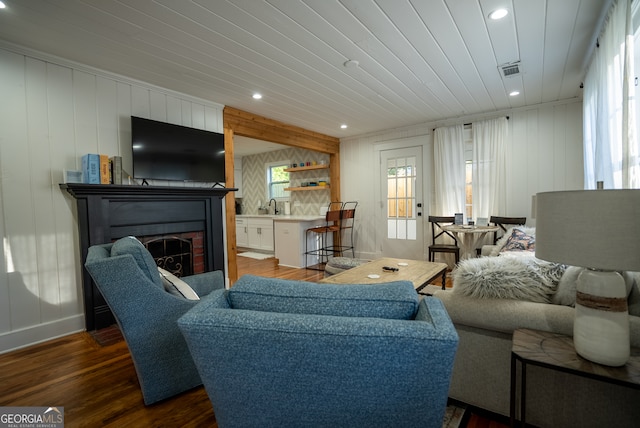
[535,190,640,272]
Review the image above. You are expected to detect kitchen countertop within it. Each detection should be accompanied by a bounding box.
[237,214,325,222]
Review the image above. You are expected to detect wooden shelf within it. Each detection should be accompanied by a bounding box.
[284,164,329,173]
[285,185,330,191]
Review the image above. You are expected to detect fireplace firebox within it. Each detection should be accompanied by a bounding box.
[140,232,205,277]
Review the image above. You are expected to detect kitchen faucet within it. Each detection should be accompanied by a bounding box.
[269,198,279,215]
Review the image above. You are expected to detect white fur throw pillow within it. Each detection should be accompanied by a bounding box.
[452,256,566,303]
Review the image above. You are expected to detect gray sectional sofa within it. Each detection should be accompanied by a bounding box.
[429,228,640,427]
[433,288,640,427]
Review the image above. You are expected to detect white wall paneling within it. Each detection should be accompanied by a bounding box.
[340,100,584,260]
[0,46,223,353]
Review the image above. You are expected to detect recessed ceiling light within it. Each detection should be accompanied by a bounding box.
[340,124,348,129]
[509,90,520,97]
[0,1,6,9]
[252,93,262,100]
[489,8,508,20]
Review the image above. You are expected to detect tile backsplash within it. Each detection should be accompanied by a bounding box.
[239,147,331,216]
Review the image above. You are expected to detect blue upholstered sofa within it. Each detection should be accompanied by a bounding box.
[84,236,225,405]
[178,275,459,428]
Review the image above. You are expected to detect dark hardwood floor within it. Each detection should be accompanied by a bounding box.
[0,255,507,427]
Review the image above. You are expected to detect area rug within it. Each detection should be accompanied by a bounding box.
[442,403,467,428]
[238,251,275,260]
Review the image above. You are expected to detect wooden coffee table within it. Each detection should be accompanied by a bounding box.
[320,257,448,292]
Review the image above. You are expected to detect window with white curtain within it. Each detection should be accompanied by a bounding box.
[583,0,639,189]
[434,119,506,221]
[434,124,466,216]
[463,127,473,221]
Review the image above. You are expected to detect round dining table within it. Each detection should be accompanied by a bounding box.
[443,225,500,260]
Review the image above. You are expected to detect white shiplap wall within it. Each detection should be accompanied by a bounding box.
[340,100,584,260]
[0,47,223,353]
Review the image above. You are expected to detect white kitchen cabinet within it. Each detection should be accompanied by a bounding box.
[236,218,248,247]
[246,217,274,251]
[274,217,326,268]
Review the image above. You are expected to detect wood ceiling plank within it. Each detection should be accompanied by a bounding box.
[513,0,546,106]
[542,0,582,101]
[230,0,410,122]
[557,0,605,100]
[298,0,442,117]
[0,0,607,137]
[411,0,496,112]
[480,0,520,65]
[446,0,510,110]
[377,0,479,114]
[134,0,413,130]
[339,0,457,116]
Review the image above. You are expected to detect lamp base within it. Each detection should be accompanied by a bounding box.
[574,269,630,367]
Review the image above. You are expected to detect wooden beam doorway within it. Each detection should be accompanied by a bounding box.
[223,107,341,281]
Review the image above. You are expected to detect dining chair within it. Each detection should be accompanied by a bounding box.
[428,215,460,264]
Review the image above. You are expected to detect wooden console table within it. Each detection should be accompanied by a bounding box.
[61,183,235,330]
[510,328,640,427]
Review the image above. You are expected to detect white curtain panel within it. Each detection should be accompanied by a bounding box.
[472,117,507,218]
[434,124,466,215]
[583,0,638,189]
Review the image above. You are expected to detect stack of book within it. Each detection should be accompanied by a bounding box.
[82,154,123,184]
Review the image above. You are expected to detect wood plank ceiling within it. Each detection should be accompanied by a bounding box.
[0,0,607,138]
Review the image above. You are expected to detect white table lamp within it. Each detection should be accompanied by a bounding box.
[535,189,640,366]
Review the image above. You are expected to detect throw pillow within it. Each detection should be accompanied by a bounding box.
[159,267,200,300]
[490,226,537,257]
[500,228,535,253]
[452,256,566,303]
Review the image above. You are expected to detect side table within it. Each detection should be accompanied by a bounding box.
[510,328,640,427]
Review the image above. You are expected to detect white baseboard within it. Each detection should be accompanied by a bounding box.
[0,315,85,354]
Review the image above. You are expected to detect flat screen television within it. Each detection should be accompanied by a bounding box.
[131,116,226,183]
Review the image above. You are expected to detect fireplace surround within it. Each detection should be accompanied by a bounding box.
[61,183,235,330]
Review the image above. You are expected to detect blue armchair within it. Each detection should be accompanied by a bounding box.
[178,275,458,427]
[84,236,225,405]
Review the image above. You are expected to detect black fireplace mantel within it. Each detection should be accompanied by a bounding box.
[61,183,236,330]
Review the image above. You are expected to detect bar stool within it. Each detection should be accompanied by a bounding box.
[304,202,343,270]
[326,201,358,258]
